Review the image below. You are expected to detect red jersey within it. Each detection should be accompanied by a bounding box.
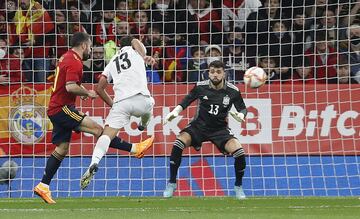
[47,50,83,116]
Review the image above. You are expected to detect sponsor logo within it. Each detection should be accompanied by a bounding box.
[229,99,272,144]
[86,99,359,143]
[279,105,359,137]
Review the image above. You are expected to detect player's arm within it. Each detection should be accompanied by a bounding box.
[230,91,247,123]
[65,82,97,99]
[164,85,199,124]
[80,85,89,100]
[65,62,97,99]
[96,75,113,107]
[131,38,156,66]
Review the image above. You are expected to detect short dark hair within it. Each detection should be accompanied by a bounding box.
[119,35,134,47]
[71,32,90,48]
[208,60,225,69]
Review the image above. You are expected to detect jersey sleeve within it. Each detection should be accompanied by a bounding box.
[233,91,247,116]
[102,62,113,83]
[65,61,83,83]
[179,85,200,109]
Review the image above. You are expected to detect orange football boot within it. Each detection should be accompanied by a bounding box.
[134,136,155,158]
[34,182,56,204]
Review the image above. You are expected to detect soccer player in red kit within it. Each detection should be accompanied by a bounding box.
[33,32,154,204]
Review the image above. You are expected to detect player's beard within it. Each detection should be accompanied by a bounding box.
[210,78,223,86]
[82,51,90,61]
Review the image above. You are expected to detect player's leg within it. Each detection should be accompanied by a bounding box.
[137,96,154,131]
[81,123,154,190]
[90,128,154,167]
[34,142,69,204]
[224,138,246,200]
[169,132,192,183]
[80,125,119,190]
[109,95,155,157]
[81,98,154,190]
[82,98,155,165]
[34,107,81,203]
[210,128,246,200]
[34,120,72,204]
[77,114,133,152]
[40,142,70,186]
[163,130,193,198]
[90,126,119,166]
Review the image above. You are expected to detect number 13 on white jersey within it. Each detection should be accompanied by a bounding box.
[102,45,151,103]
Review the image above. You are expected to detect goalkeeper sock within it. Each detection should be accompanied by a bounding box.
[109,136,132,152]
[233,147,246,187]
[169,139,185,183]
[91,135,111,166]
[41,150,65,185]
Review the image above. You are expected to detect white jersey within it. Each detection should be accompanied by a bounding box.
[102,45,151,103]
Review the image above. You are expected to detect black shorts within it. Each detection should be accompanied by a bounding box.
[181,122,236,154]
[48,105,86,145]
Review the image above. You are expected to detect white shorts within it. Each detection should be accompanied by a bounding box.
[105,94,154,129]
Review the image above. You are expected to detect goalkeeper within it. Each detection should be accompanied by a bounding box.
[163,60,247,199]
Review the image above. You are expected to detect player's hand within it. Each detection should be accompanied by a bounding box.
[144,56,156,66]
[230,111,245,123]
[87,90,98,99]
[163,111,179,125]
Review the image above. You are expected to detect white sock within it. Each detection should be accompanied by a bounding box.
[130,144,136,153]
[90,135,111,166]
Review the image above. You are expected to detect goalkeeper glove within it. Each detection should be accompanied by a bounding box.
[164,105,183,125]
[230,111,245,123]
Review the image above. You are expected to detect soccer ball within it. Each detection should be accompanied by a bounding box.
[0,160,18,184]
[243,67,267,88]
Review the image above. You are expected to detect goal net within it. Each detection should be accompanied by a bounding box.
[0,0,359,198]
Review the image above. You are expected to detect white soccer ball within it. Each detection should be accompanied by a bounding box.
[243,67,267,88]
[0,160,18,184]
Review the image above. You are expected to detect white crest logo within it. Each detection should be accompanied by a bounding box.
[223,95,230,106]
[9,87,47,145]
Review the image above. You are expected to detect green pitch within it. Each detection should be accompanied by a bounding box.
[0,197,359,219]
